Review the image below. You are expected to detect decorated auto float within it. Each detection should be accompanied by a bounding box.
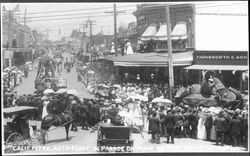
[34,55,67,93]
[175,70,246,110]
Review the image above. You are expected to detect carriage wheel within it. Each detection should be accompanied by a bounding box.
[32,129,48,145]
[5,133,24,153]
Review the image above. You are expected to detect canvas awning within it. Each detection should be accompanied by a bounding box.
[154,21,187,41]
[104,51,193,67]
[184,65,248,71]
[141,23,158,41]
[171,21,187,40]
[155,23,168,40]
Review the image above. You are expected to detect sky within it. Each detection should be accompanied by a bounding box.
[1,1,248,43]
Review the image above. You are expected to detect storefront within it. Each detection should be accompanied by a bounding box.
[185,50,248,90]
[104,51,193,85]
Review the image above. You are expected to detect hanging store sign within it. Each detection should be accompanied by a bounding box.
[193,51,248,65]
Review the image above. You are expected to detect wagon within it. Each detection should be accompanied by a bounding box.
[3,106,48,154]
[97,126,134,152]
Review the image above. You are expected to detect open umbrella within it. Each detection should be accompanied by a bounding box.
[128,94,148,102]
[88,70,95,74]
[4,68,11,72]
[43,89,55,94]
[56,88,67,93]
[11,70,18,74]
[152,97,172,103]
[66,89,79,96]
[113,84,121,89]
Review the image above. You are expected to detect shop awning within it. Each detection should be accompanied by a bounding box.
[171,21,187,40]
[154,21,187,41]
[184,65,248,71]
[141,23,158,41]
[155,23,168,40]
[104,51,193,67]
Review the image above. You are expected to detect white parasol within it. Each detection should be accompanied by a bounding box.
[152,97,172,103]
[4,68,11,72]
[11,70,18,74]
[115,98,122,103]
[56,88,67,93]
[66,89,79,96]
[128,94,148,102]
[113,84,121,89]
[88,70,95,74]
[43,89,55,94]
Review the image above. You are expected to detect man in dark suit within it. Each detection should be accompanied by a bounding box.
[174,109,184,138]
[164,109,176,144]
[214,111,227,145]
[204,113,213,141]
[189,109,198,139]
[229,113,242,146]
[148,111,161,144]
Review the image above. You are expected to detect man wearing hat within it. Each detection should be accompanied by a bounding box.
[229,113,242,146]
[149,111,161,144]
[214,111,227,145]
[204,110,213,141]
[164,109,176,144]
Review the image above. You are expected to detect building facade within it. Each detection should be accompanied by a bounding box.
[133,3,195,49]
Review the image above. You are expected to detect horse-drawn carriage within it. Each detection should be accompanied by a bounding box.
[4,106,48,154]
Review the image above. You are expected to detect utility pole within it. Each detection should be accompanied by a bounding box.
[85,18,96,61]
[105,4,125,57]
[165,4,174,102]
[113,4,118,57]
[87,18,96,47]
[8,10,12,49]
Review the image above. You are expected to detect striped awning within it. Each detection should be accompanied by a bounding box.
[155,23,168,40]
[171,21,187,40]
[141,23,158,41]
[154,21,187,41]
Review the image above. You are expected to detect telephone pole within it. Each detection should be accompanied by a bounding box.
[87,18,96,47]
[105,4,125,57]
[166,4,174,102]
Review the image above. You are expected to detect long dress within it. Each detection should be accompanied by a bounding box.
[197,110,207,140]
[126,42,134,55]
[111,44,115,54]
[42,101,49,119]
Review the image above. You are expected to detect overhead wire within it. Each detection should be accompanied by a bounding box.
[11,2,246,34]
[12,2,245,18]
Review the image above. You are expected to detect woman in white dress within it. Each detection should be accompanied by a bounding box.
[197,107,207,140]
[42,97,50,119]
[125,41,134,55]
[110,42,115,54]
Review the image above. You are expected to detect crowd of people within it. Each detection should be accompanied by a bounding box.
[3,54,248,150]
[73,59,248,149]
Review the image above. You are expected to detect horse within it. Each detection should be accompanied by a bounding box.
[41,101,75,141]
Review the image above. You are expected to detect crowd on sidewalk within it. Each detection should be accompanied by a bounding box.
[73,60,248,148]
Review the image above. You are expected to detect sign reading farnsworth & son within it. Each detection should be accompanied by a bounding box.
[193,51,248,65]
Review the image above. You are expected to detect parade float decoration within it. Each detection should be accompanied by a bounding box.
[35,55,67,93]
[176,70,245,109]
